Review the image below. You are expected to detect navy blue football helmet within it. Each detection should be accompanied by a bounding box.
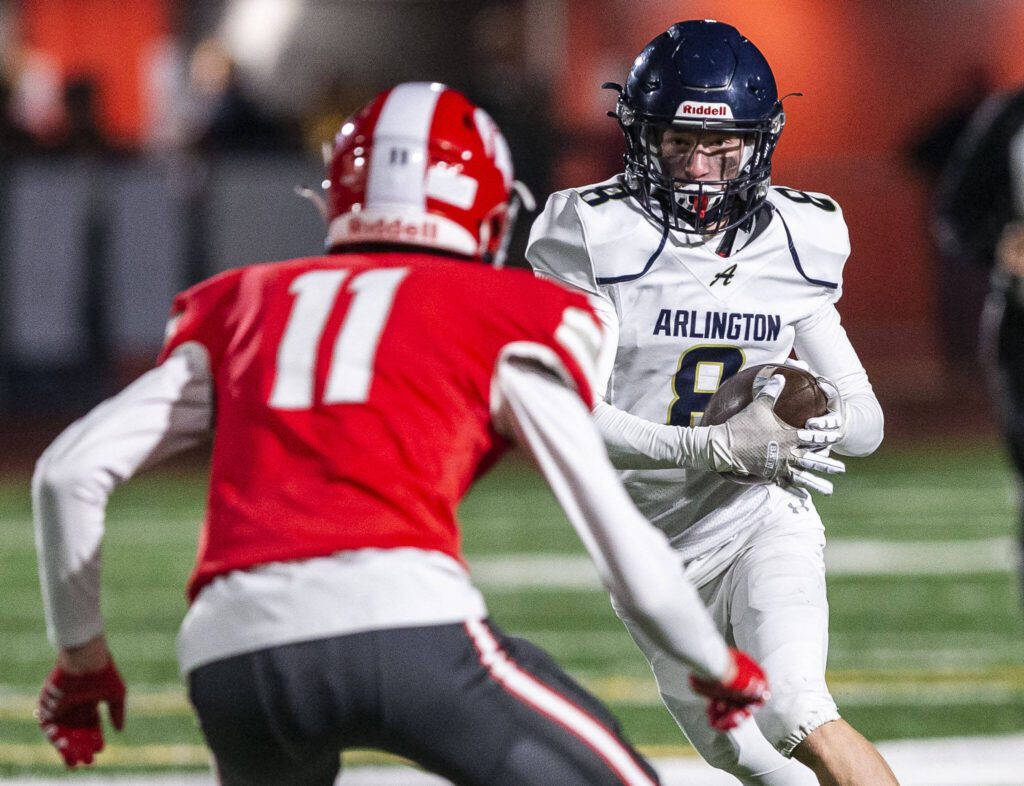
[609,20,785,234]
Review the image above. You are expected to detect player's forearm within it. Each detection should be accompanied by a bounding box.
[592,399,716,470]
[794,306,884,457]
[833,391,884,457]
[33,346,213,647]
[33,452,107,648]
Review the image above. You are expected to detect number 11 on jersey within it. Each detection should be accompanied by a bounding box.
[269,267,409,410]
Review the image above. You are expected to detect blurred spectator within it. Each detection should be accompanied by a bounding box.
[0,74,37,157]
[47,75,112,155]
[187,38,301,154]
[301,78,368,159]
[467,2,551,198]
[466,1,553,266]
[10,48,64,145]
[932,84,1024,605]
[142,34,190,152]
[907,67,992,376]
[908,67,991,180]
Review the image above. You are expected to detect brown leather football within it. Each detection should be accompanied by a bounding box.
[702,363,828,428]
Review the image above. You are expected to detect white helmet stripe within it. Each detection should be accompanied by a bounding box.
[366,82,443,210]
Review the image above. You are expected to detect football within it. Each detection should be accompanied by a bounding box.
[702,363,828,428]
[701,363,828,486]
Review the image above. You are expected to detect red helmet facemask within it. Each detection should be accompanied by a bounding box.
[322,82,524,266]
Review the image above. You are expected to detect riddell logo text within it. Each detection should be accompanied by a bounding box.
[347,217,439,240]
[678,103,733,118]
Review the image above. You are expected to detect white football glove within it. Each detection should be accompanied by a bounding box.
[784,358,845,447]
[706,375,846,495]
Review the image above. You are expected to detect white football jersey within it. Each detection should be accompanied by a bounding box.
[528,176,870,557]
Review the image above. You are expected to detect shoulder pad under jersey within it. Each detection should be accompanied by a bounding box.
[159,266,247,363]
[527,177,666,291]
[767,186,850,297]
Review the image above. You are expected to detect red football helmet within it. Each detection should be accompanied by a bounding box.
[324,82,518,264]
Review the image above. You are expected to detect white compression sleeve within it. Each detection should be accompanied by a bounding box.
[33,343,214,648]
[592,399,718,470]
[493,358,730,679]
[575,297,723,471]
[793,305,884,457]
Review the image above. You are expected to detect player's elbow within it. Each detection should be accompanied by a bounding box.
[33,448,76,509]
[836,421,884,457]
[32,441,105,509]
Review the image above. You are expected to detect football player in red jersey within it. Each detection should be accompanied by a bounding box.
[34,82,793,785]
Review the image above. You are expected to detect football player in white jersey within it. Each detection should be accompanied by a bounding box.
[527,20,898,786]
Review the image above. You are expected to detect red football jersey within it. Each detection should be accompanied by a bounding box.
[159,253,603,601]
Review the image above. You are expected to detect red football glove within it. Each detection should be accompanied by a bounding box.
[689,648,769,732]
[37,659,126,767]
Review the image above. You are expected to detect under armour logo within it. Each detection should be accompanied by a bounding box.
[788,496,811,514]
[710,264,736,286]
[389,147,409,165]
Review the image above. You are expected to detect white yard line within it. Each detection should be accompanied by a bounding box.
[3,735,1023,785]
[824,538,1017,575]
[467,537,1017,589]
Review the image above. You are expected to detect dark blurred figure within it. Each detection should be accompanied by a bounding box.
[466,1,553,266]
[58,77,110,154]
[907,68,992,377]
[188,38,301,154]
[932,84,1024,605]
[301,78,368,159]
[0,76,38,158]
[40,75,115,156]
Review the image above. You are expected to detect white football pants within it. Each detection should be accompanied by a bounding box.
[617,496,840,785]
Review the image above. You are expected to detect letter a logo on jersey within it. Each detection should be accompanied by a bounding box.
[711,264,737,286]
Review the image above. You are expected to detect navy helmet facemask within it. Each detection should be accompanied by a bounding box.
[608,20,785,235]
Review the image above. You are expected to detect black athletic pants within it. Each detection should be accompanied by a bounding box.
[188,620,660,786]
[982,284,1024,601]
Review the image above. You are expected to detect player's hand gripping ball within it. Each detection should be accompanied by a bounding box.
[702,363,829,484]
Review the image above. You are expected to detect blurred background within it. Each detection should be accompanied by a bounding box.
[1,1,1023,782]
[1,0,1024,435]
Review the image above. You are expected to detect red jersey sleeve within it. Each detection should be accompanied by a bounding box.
[157,268,245,366]
[500,277,607,410]
[546,291,606,408]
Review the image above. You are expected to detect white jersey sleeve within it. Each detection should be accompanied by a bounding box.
[493,357,731,680]
[33,344,214,648]
[770,187,882,455]
[793,304,884,457]
[527,190,603,295]
[767,187,851,304]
